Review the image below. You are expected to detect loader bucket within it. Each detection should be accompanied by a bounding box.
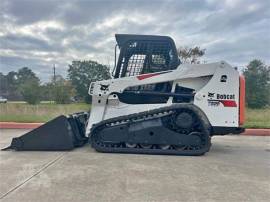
[2,112,89,151]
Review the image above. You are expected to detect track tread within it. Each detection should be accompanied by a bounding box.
[90,104,211,156]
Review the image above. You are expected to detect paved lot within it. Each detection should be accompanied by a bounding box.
[0,129,269,202]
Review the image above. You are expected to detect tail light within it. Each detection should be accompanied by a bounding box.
[239,75,245,126]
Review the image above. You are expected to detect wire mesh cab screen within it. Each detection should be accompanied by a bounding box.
[114,35,180,78]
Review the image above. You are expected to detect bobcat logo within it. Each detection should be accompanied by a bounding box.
[100,84,109,91]
[208,92,215,98]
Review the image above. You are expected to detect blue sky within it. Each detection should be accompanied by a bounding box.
[0,0,269,82]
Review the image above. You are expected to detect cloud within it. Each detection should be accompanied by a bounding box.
[0,0,269,82]
[2,0,61,25]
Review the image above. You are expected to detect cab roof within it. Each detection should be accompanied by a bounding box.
[115,34,176,48]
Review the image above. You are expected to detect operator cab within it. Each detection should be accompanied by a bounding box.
[113,34,180,78]
[112,34,188,105]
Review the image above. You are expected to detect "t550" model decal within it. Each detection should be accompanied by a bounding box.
[208,99,237,107]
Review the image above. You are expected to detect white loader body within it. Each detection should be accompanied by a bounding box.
[86,61,240,136]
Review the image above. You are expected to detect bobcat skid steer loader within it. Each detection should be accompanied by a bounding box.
[3,34,245,155]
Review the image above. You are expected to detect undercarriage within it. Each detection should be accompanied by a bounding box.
[90,104,211,155]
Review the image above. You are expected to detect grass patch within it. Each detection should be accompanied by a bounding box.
[244,107,270,129]
[0,103,90,123]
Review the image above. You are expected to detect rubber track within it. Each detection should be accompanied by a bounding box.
[90,104,211,156]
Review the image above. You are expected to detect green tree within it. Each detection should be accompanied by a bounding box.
[0,72,8,95]
[19,78,41,104]
[68,60,111,103]
[17,67,39,84]
[52,75,75,104]
[244,59,270,108]
[6,71,18,88]
[177,46,206,64]
[16,67,41,104]
[1,68,41,101]
[6,71,21,100]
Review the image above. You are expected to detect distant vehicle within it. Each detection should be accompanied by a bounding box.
[0,96,7,103]
[70,96,80,103]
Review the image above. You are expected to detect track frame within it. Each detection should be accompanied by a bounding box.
[90,104,212,156]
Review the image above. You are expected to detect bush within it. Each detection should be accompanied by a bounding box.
[19,79,41,104]
[53,77,75,104]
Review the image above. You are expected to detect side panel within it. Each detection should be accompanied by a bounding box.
[194,62,240,127]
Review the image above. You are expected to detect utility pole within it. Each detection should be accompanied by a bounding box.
[51,64,56,104]
[53,64,56,84]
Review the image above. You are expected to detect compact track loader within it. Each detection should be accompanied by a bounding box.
[3,34,245,155]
